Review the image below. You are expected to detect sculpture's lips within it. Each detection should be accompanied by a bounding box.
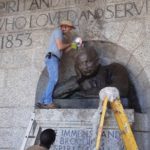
[82,69,94,75]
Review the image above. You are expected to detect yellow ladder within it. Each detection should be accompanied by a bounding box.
[96,97,138,150]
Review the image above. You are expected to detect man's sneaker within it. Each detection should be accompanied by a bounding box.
[38,103,57,109]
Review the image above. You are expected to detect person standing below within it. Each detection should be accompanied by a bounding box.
[37,20,76,109]
[26,128,56,150]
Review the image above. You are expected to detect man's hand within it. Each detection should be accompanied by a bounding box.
[71,42,78,50]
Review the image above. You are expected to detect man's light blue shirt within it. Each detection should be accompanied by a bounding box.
[47,27,63,58]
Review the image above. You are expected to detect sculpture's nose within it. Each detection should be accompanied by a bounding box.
[86,62,93,69]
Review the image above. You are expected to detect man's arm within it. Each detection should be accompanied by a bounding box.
[56,38,71,51]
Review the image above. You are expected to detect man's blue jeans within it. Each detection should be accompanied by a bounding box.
[41,56,59,104]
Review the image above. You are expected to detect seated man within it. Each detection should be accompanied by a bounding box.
[26,128,56,150]
[54,47,141,112]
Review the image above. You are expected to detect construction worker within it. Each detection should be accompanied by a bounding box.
[36,20,76,109]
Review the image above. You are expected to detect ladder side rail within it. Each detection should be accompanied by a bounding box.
[96,96,108,150]
[29,125,40,146]
[20,112,35,150]
[110,99,138,150]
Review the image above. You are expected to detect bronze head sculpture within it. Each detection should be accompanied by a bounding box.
[75,47,99,78]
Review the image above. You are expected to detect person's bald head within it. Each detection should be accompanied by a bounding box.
[75,47,99,77]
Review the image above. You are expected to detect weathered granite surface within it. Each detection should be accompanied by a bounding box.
[0,0,150,149]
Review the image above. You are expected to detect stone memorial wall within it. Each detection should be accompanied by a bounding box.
[0,0,150,150]
[35,109,134,150]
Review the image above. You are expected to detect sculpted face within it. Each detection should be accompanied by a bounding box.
[75,48,99,76]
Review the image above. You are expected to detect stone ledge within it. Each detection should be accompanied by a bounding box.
[53,98,99,108]
[35,109,134,129]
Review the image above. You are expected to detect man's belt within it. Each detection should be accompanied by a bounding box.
[46,52,59,60]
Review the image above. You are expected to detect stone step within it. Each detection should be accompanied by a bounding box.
[53,98,99,108]
[35,109,134,129]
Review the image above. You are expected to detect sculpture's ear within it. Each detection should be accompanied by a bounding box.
[75,63,82,80]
